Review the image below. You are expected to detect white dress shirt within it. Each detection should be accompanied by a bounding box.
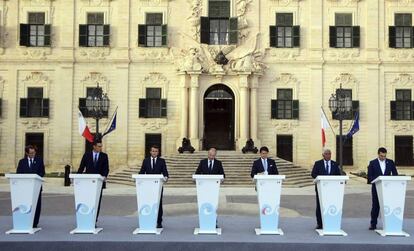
[378,158,386,174]
[151,157,157,169]
[27,157,34,167]
[208,159,214,170]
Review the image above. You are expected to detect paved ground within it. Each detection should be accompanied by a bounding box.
[1,175,414,222]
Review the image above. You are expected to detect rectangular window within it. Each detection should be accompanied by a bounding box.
[146,13,163,47]
[209,0,230,18]
[330,13,359,48]
[209,18,229,45]
[395,14,413,48]
[27,12,48,47]
[82,12,109,47]
[270,13,299,48]
[335,13,353,48]
[28,87,43,117]
[395,89,412,120]
[146,88,162,118]
[78,87,108,118]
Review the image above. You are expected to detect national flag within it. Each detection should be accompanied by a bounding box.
[346,111,360,138]
[102,107,117,137]
[78,110,94,143]
[321,108,331,147]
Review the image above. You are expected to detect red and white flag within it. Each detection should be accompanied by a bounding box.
[320,108,330,147]
[78,109,94,143]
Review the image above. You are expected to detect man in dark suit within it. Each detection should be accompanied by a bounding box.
[367,147,398,230]
[16,145,45,228]
[250,146,278,178]
[195,147,225,178]
[77,138,109,224]
[311,148,342,229]
[139,145,169,229]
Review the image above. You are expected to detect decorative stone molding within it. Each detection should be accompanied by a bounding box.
[389,122,414,132]
[270,0,302,6]
[388,50,414,62]
[22,0,56,5]
[326,49,360,61]
[330,73,359,98]
[236,0,252,42]
[187,0,202,40]
[21,119,49,129]
[140,72,170,98]
[271,120,299,132]
[79,48,111,60]
[265,48,300,61]
[81,72,110,94]
[139,119,168,131]
[80,0,113,6]
[270,73,300,99]
[0,76,4,97]
[326,0,361,6]
[385,0,414,7]
[20,48,52,60]
[136,48,172,62]
[390,73,414,87]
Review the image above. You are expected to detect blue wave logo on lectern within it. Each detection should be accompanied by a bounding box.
[139,203,159,230]
[12,205,32,230]
[383,206,403,232]
[260,204,279,231]
[199,203,216,231]
[322,205,342,232]
[76,203,96,230]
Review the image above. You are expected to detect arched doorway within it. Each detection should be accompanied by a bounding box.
[203,84,235,150]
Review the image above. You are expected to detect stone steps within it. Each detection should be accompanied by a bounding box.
[108,152,314,188]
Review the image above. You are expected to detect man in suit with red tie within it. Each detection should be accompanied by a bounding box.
[250,146,278,178]
[16,145,45,228]
[77,138,109,225]
[195,147,225,177]
[311,149,342,229]
[139,145,169,228]
[367,147,398,230]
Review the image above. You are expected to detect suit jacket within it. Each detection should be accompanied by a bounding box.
[311,159,341,179]
[139,157,169,177]
[77,151,109,188]
[195,158,225,178]
[367,158,398,184]
[250,158,278,178]
[17,156,45,177]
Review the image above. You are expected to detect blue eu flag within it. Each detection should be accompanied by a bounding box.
[346,111,359,138]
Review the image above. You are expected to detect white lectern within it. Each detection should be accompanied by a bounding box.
[254,175,286,235]
[5,174,44,234]
[372,176,411,237]
[132,174,165,235]
[314,175,349,236]
[69,174,104,234]
[193,174,224,235]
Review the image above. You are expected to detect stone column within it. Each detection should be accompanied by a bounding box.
[238,74,250,149]
[188,72,201,150]
[250,75,261,147]
[176,73,189,148]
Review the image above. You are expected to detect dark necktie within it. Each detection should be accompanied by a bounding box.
[325,162,329,174]
[152,158,156,169]
[30,159,34,168]
[208,160,212,172]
